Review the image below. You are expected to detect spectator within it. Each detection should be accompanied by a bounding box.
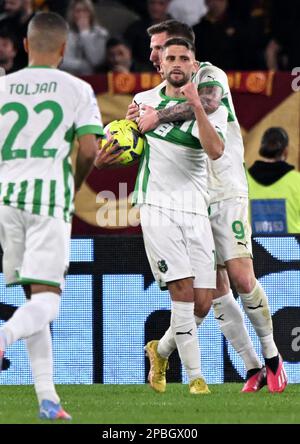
[193,0,250,70]
[0,0,34,70]
[167,0,207,26]
[228,0,270,69]
[228,0,265,22]
[60,0,109,76]
[101,37,146,73]
[32,0,69,17]
[247,127,300,234]
[117,0,148,19]
[124,0,172,71]
[0,30,17,73]
[266,0,300,70]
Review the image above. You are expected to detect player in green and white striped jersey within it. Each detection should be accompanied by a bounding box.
[134,38,226,394]
[130,20,287,394]
[132,81,227,214]
[0,12,104,420]
[0,44,103,222]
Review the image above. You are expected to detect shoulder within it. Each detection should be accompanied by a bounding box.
[198,63,228,82]
[287,169,300,180]
[52,70,96,102]
[58,70,93,91]
[134,84,162,103]
[93,25,109,37]
[4,67,27,80]
[199,63,227,78]
[194,63,229,92]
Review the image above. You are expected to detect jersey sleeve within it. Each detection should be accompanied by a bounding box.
[191,105,228,142]
[193,65,229,96]
[75,83,104,137]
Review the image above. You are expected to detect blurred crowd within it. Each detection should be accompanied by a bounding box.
[0,0,299,76]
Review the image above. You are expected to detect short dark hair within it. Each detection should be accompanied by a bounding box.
[28,12,69,52]
[106,37,131,51]
[0,29,18,50]
[147,19,195,44]
[259,127,289,159]
[163,37,195,54]
[67,0,97,31]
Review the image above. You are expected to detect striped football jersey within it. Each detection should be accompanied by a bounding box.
[0,66,103,222]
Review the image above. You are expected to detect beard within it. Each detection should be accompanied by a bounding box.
[165,71,190,88]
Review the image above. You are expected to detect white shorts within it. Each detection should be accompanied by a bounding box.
[0,206,71,289]
[209,197,253,266]
[140,204,216,289]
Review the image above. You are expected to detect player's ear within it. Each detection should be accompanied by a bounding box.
[23,38,29,54]
[60,41,66,58]
[192,61,198,73]
[160,67,166,79]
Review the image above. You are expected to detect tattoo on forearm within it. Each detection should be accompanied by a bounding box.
[157,103,194,123]
[156,85,223,123]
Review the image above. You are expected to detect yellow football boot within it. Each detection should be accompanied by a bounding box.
[189,377,211,394]
[144,340,168,393]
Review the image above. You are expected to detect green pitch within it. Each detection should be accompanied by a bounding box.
[0,383,299,424]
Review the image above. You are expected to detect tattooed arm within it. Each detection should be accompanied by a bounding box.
[198,85,223,115]
[157,102,194,123]
[180,83,224,160]
[137,85,223,133]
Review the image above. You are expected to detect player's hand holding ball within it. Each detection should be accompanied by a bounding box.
[94,136,124,170]
[96,119,144,168]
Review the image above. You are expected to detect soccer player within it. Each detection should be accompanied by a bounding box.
[128,19,287,393]
[133,37,227,394]
[0,12,104,420]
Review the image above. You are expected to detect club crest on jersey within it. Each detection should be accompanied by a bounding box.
[157,260,168,273]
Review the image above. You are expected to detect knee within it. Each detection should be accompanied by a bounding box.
[194,293,212,318]
[195,303,211,318]
[231,274,255,294]
[168,279,194,302]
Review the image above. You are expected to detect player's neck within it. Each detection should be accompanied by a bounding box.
[165,84,184,99]
[28,53,60,69]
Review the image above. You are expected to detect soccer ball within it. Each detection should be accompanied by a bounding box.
[102,119,144,165]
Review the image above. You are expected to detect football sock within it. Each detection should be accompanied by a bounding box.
[26,324,60,405]
[246,367,264,380]
[239,280,278,359]
[171,301,202,382]
[158,315,204,359]
[0,292,60,346]
[212,291,262,371]
[264,355,280,374]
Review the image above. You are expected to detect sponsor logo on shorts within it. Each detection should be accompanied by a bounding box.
[237,241,248,249]
[157,259,168,273]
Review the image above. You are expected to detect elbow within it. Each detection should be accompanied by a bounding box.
[84,144,98,163]
[210,140,224,160]
[88,146,98,162]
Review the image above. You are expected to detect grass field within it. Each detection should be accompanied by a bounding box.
[0,383,299,424]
